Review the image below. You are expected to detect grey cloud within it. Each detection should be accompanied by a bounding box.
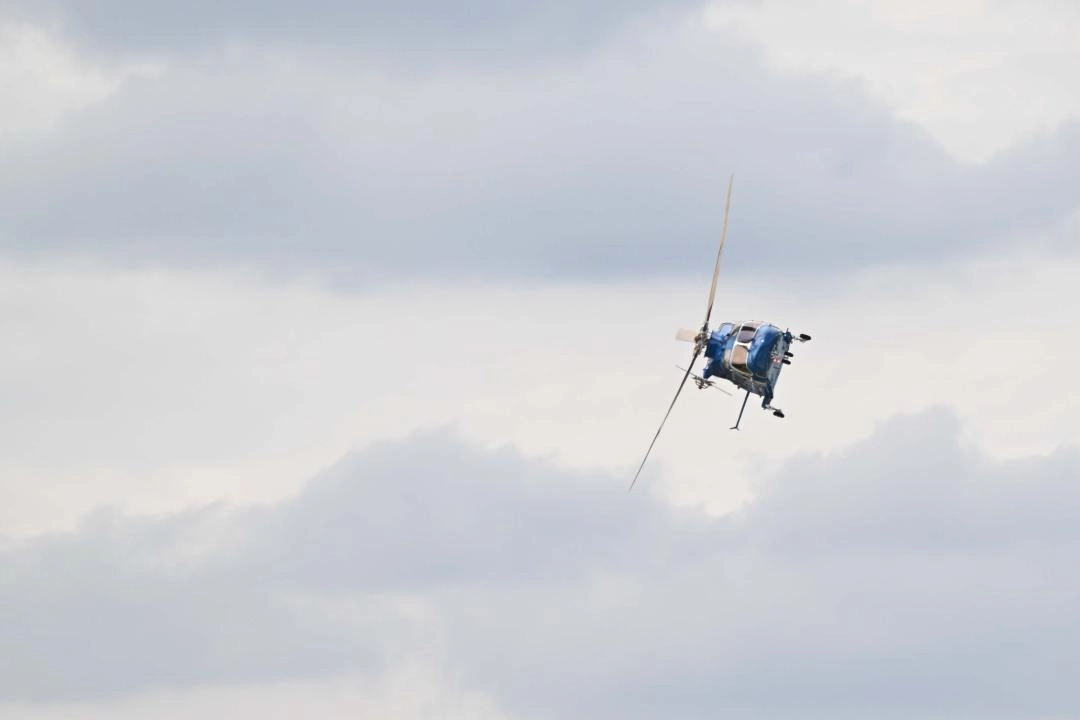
[241,435,697,592]
[0,432,690,702]
[736,410,1080,555]
[4,20,1075,287]
[0,506,391,700]
[1,0,697,62]
[2,411,1080,718]
[2,21,1077,285]
[444,410,1080,719]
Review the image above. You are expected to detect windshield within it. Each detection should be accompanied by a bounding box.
[736,322,760,344]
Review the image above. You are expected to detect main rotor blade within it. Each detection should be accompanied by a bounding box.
[702,174,734,330]
[629,347,702,492]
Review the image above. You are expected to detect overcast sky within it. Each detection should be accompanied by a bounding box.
[3,1,1080,718]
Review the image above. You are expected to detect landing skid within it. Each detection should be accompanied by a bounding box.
[731,394,786,429]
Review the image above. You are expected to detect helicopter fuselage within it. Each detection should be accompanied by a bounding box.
[629,176,815,489]
[701,321,792,408]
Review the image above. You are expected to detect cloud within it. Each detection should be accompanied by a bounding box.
[2,411,1079,717]
[0,668,514,720]
[5,252,1080,539]
[0,24,130,139]
[705,0,1080,162]
[0,430,688,702]
[0,503,395,701]
[241,434,689,592]
[440,411,1080,718]
[0,0,698,62]
[1,17,1077,285]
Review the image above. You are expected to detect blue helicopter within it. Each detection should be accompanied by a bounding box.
[630,176,811,490]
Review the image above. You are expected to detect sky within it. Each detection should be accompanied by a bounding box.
[2,1,1079,717]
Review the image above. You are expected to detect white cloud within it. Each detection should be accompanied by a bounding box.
[705,0,1080,162]
[0,668,513,720]
[0,23,158,139]
[2,249,1079,536]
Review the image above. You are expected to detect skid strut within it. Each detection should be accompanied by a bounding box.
[731,390,751,430]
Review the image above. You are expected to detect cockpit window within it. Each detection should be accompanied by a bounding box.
[736,323,759,344]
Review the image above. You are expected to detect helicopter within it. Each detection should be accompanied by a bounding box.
[629,176,812,491]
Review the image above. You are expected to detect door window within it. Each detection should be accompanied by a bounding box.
[732,345,750,373]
